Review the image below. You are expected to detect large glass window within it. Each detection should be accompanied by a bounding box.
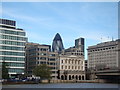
[0,30,25,36]
[7,63,24,67]
[1,51,24,56]
[1,57,24,61]
[0,46,24,51]
[8,68,24,73]
[1,40,25,46]
[1,35,26,41]
[49,58,55,61]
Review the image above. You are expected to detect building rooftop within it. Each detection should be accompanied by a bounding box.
[88,39,120,49]
[0,18,16,26]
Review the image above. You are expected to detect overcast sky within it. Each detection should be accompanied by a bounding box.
[1,2,118,59]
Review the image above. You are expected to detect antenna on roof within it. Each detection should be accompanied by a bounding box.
[112,36,114,41]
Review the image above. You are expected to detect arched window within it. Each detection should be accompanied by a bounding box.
[79,75,81,80]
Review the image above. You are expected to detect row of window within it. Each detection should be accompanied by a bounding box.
[38,53,46,56]
[8,68,24,73]
[37,61,46,64]
[89,52,116,56]
[0,30,25,36]
[29,53,56,57]
[29,52,47,56]
[61,60,83,64]
[49,54,56,56]
[29,57,56,61]
[37,61,56,66]
[1,40,25,46]
[29,57,47,60]
[61,65,83,70]
[49,58,56,61]
[0,51,24,56]
[7,63,24,67]
[29,48,49,52]
[39,57,46,60]
[89,64,117,67]
[1,35,26,41]
[48,62,55,65]
[1,19,16,26]
[0,57,24,61]
[37,48,49,51]
[89,56,117,60]
[88,47,116,52]
[71,53,83,56]
[0,46,24,51]
[88,51,116,55]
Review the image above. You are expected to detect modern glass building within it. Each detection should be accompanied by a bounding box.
[0,19,27,78]
[75,38,84,52]
[52,33,64,53]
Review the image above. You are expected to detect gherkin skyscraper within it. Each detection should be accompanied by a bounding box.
[52,33,64,53]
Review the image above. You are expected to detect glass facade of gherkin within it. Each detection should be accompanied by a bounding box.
[0,19,27,78]
[52,33,64,53]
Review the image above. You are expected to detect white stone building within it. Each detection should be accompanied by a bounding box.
[88,39,120,70]
[57,37,85,80]
[58,55,85,80]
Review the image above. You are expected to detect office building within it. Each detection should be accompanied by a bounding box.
[52,33,64,53]
[75,38,84,52]
[0,19,27,78]
[25,43,58,80]
[88,39,120,70]
[62,38,84,56]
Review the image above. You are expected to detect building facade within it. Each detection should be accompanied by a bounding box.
[62,38,84,56]
[0,19,27,78]
[58,55,85,80]
[75,38,84,52]
[85,60,88,72]
[25,43,58,80]
[58,38,85,80]
[88,39,120,70]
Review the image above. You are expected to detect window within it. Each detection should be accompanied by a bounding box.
[61,60,63,63]
[65,60,67,63]
[69,60,70,64]
[40,57,46,60]
[49,58,55,61]
[65,66,67,69]
[72,66,74,69]
[69,66,70,69]
[72,60,74,64]
[61,65,63,69]
[75,66,77,69]
[1,30,25,36]
[75,61,77,64]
